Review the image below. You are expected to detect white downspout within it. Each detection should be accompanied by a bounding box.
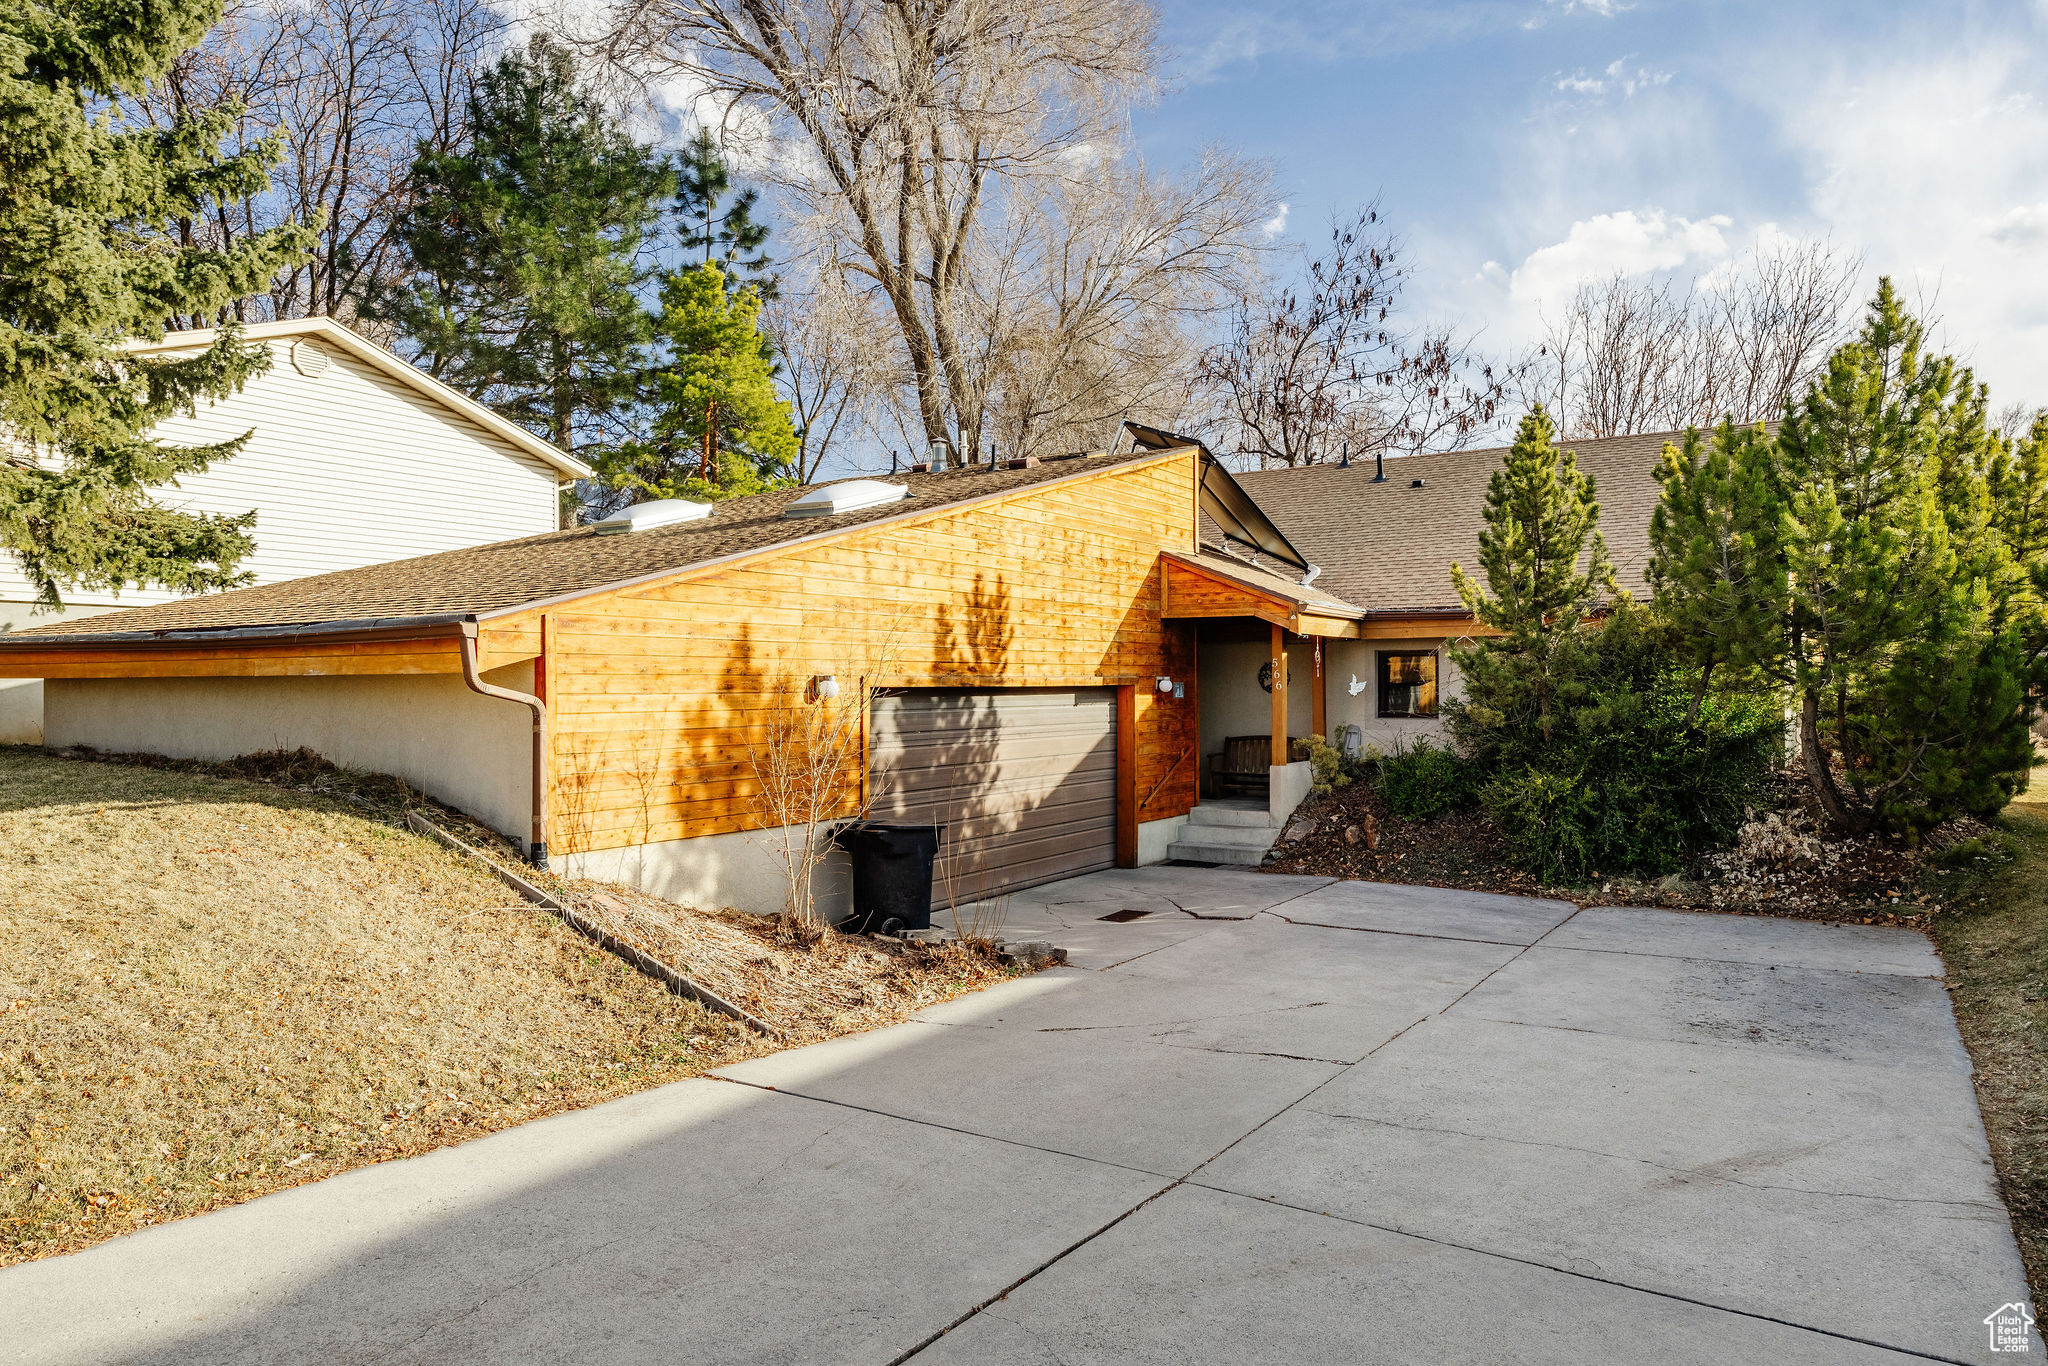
[458,620,548,869]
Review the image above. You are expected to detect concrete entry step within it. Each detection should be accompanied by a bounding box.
[1182,801,1275,829]
[1164,839,1273,866]
[1170,801,1283,864]
[1169,823,1280,850]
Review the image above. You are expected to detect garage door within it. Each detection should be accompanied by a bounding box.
[869,688,1118,903]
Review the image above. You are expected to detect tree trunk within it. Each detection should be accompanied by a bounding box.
[550,336,574,454]
[701,399,717,485]
[1681,659,1716,728]
[1799,688,1868,833]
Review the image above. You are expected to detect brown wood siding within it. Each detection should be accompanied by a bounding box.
[532,452,1202,856]
[1160,558,1295,624]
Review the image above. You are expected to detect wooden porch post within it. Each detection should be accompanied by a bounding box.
[1270,622,1287,766]
[1311,635,1326,740]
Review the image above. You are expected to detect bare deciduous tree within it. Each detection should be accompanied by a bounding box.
[583,0,1271,466]
[761,252,893,480]
[1199,204,1508,468]
[976,150,1270,458]
[1996,400,2047,446]
[141,0,504,327]
[1523,238,1863,439]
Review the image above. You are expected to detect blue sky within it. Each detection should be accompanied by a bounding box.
[1136,0,2048,408]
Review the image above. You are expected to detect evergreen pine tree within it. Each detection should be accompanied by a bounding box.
[376,36,673,463]
[1646,420,1784,721]
[0,0,310,606]
[1448,406,1617,747]
[1650,279,2038,832]
[1988,413,2048,716]
[674,129,777,297]
[594,263,798,502]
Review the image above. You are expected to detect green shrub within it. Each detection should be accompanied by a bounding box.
[1379,738,1480,820]
[1931,837,1990,869]
[1302,733,1353,797]
[1462,609,1780,883]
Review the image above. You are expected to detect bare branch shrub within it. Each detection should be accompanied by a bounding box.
[745,661,894,923]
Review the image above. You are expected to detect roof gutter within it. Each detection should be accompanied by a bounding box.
[0,611,475,652]
[458,619,548,870]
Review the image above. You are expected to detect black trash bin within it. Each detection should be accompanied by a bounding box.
[834,822,946,935]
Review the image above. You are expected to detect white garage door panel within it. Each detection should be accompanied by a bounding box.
[870,688,1118,902]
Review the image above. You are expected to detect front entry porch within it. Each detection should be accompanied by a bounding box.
[1157,550,1358,865]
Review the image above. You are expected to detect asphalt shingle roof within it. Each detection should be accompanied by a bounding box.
[14,450,1169,641]
[1228,430,1685,613]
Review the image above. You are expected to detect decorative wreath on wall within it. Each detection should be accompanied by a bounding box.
[1258,660,1275,693]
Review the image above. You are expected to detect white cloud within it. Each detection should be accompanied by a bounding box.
[1525,0,1632,29]
[1507,209,1733,304]
[1555,56,1673,99]
[1261,202,1292,239]
[1764,43,2048,398]
[1983,203,2048,248]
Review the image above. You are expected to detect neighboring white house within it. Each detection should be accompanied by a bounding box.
[0,317,590,742]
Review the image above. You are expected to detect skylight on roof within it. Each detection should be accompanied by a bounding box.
[782,480,912,519]
[591,499,713,535]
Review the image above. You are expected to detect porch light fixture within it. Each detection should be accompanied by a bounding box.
[809,674,841,702]
[1156,676,1174,694]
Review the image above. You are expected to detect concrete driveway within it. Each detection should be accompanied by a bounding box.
[3,869,2033,1365]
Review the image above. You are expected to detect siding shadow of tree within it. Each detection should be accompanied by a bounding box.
[875,572,1116,922]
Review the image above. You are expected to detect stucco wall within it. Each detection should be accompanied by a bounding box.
[1324,637,1464,755]
[41,664,536,838]
[0,601,120,744]
[1194,626,1337,788]
[1196,625,1468,791]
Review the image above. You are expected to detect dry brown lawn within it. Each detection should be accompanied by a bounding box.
[1937,757,2048,1301]
[0,746,1016,1267]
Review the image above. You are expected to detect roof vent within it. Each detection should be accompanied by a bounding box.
[783,480,911,519]
[1410,477,1426,489]
[290,339,330,379]
[591,499,713,535]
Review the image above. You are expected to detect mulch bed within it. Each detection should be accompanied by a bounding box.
[1259,772,2000,929]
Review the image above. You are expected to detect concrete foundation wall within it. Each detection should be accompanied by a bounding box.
[41,666,535,838]
[560,814,1195,921]
[557,825,855,921]
[1136,814,1189,866]
[1269,760,1314,823]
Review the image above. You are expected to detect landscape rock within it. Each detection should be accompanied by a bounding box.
[996,939,1067,967]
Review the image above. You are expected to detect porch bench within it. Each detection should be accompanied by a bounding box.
[1210,734,1271,797]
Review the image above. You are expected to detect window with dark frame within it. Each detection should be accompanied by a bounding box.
[1377,650,1438,718]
